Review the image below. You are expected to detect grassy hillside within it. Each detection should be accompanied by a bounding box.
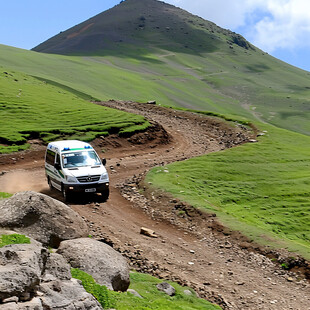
[146,123,310,258]
[0,68,149,153]
[1,43,309,136]
[72,269,221,310]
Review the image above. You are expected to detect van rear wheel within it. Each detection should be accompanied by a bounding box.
[62,186,71,202]
[48,177,53,190]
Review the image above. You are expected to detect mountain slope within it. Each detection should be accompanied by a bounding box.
[30,0,310,135]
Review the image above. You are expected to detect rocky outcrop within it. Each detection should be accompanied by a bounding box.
[0,235,47,302]
[0,230,103,309]
[0,191,88,247]
[57,238,130,291]
[39,279,103,310]
[0,192,131,308]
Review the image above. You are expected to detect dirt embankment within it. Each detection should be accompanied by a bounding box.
[0,101,309,310]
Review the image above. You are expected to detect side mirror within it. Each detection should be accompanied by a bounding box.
[54,163,61,170]
[102,158,107,166]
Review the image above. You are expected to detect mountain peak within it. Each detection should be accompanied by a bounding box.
[32,0,253,55]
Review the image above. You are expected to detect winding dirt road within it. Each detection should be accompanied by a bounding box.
[0,101,309,310]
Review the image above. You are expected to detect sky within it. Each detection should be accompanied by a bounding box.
[1,0,310,72]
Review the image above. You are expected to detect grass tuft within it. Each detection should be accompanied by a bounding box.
[71,268,115,309]
[0,234,31,247]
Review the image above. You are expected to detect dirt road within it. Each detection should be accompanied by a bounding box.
[0,101,309,310]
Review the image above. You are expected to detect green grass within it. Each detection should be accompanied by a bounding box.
[0,41,309,135]
[0,234,31,247]
[0,69,149,153]
[0,192,12,199]
[146,123,310,258]
[71,268,115,309]
[71,269,221,310]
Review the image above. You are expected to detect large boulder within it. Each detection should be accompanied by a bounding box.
[57,238,130,292]
[0,191,89,247]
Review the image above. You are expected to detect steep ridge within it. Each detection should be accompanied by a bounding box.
[32,0,252,56]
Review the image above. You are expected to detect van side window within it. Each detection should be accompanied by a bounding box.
[46,150,55,165]
[55,153,61,166]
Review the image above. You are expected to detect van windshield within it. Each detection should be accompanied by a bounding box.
[62,151,101,168]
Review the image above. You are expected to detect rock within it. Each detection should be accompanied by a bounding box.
[0,191,89,247]
[183,289,193,296]
[140,227,158,238]
[156,282,175,296]
[2,296,19,304]
[1,298,43,309]
[0,234,48,302]
[127,289,143,298]
[39,278,103,309]
[57,238,130,292]
[147,100,156,105]
[42,253,71,282]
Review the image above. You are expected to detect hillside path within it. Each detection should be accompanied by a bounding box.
[0,101,309,310]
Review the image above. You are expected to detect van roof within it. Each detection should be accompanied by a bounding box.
[47,140,93,152]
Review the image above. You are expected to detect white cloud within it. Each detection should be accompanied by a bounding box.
[165,0,256,29]
[165,0,310,53]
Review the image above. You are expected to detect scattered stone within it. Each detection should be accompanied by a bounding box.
[140,227,158,238]
[183,289,193,296]
[127,289,143,299]
[235,282,245,285]
[2,296,19,303]
[147,100,156,105]
[156,282,175,296]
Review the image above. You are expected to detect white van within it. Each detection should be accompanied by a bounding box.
[45,140,109,201]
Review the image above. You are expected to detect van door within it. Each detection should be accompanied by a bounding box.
[45,150,62,191]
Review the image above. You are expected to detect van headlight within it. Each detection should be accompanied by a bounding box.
[66,175,77,183]
[100,173,109,182]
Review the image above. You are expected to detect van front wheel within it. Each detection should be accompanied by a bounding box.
[100,189,109,202]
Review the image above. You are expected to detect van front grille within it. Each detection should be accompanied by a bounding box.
[77,175,101,183]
